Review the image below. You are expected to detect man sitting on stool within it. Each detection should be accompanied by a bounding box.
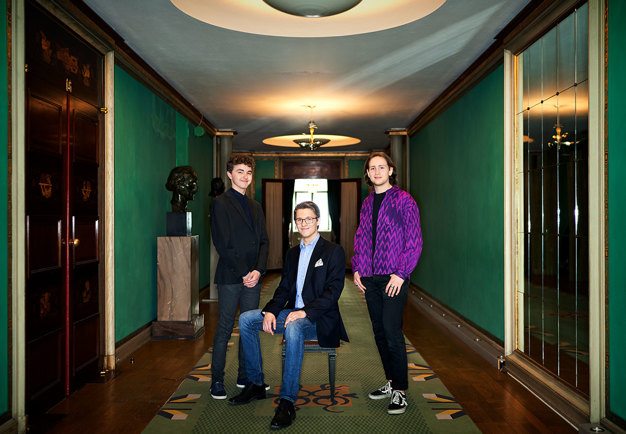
[229,201,349,430]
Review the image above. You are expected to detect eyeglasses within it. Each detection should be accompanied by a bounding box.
[295,217,318,226]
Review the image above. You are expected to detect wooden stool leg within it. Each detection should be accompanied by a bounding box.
[329,352,336,402]
[281,345,286,378]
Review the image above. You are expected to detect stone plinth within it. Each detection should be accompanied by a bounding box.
[153,236,204,339]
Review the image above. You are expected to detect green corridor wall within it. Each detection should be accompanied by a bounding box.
[409,65,505,341]
[114,66,212,341]
[608,1,626,423]
[1,0,9,417]
[254,159,276,205]
[187,125,213,289]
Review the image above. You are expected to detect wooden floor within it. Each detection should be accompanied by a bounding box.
[30,273,574,433]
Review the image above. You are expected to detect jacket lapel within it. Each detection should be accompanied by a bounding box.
[302,237,325,295]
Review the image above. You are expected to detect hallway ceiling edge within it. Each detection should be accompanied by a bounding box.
[82,0,530,152]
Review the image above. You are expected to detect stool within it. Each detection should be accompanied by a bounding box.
[281,339,338,402]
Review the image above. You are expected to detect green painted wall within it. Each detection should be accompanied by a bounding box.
[0,0,9,416]
[409,65,505,341]
[608,1,626,423]
[114,66,175,340]
[254,159,276,205]
[114,66,212,340]
[175,112,189,166]
[188,126,213,289]
[348,158,369,202]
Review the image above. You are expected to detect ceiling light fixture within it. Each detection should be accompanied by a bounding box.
[262,0,362,18]
[263,105,360,150]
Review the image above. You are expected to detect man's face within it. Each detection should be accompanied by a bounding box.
[294,208,319,240]
[227,164,253,193]
[367,156,393,187]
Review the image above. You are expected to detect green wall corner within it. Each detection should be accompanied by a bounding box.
[348,158,369,202]
[254,159,276,205]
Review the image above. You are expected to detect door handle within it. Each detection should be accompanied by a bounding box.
[62,238,80,246]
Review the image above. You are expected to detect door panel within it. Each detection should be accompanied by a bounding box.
[340,181,358,268]
[73,217,98,264]
[26,1,102,414]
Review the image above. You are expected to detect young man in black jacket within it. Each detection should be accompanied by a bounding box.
[209,155,269,399]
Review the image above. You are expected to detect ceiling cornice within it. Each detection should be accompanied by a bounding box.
[407,0,584,136]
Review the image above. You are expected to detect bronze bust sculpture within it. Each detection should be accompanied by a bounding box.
[165,166,199,212]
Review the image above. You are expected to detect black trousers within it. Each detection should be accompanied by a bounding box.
[362,274,409,391]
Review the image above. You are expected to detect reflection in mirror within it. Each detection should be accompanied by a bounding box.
[517,3,589,396]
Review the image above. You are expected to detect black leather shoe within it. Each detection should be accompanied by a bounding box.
[228,383,266,405]
[270,398,296,430]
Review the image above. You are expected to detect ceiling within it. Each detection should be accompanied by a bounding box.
[82,0,530,152]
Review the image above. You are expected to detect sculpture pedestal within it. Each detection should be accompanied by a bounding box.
[153,236,205,340]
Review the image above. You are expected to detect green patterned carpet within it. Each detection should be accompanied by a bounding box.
[143,275,480,433]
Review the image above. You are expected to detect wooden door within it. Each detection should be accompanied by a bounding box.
[340,180,359,268]
[263,180,284,269]
[25,2,102,415]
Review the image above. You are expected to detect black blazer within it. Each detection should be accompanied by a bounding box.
[263,236,349,348]
[210,189,269,284]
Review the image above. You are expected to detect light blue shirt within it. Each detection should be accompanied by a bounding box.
[296,233,320,309]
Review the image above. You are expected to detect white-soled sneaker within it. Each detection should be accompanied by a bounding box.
[387,390,408,415]
[368,381,392,400]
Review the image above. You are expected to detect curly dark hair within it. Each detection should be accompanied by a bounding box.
[226,154,255,173]
[363,152,398,187]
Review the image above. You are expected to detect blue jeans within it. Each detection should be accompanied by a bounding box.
[238,309,317,403]
[211,283,261,383]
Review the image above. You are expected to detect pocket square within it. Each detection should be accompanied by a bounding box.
[314,258,324,267]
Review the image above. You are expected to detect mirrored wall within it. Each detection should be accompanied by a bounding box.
[517,3,589,395]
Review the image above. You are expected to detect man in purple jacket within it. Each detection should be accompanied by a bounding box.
[352,152,423,415]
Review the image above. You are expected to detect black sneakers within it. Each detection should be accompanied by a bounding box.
[368,381,392,400]
[387,390,408,415]
[228,383,267,405]
[210,381,227,400]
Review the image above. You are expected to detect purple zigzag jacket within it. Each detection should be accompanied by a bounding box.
[351,186,423,280]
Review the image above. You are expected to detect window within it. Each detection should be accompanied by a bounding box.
[292,179,332,232]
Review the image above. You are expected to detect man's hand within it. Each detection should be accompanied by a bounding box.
[385,274,405,297]
[284,310,306,326]
[353,271,366,293]
[263,312,276,335]
[243,270,261,287]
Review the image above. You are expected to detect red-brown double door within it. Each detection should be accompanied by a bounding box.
[25,3,102,415]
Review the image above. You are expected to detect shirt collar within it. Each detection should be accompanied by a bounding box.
[300,233,320,250]
[230,188,245,198]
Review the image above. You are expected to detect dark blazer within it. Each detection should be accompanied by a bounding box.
[210,188,269,284]
[263,236,349,348]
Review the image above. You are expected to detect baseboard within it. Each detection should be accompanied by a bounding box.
[115,324,152,364]
[407,284,504,367]
[0,418,17,434]
[408,283,593,430]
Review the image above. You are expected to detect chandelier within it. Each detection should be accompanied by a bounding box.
[547,123,577,149]
[263,105,360,150]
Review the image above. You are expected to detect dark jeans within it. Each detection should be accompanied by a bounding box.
[211,282,261,383]
[362,274,409,391]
